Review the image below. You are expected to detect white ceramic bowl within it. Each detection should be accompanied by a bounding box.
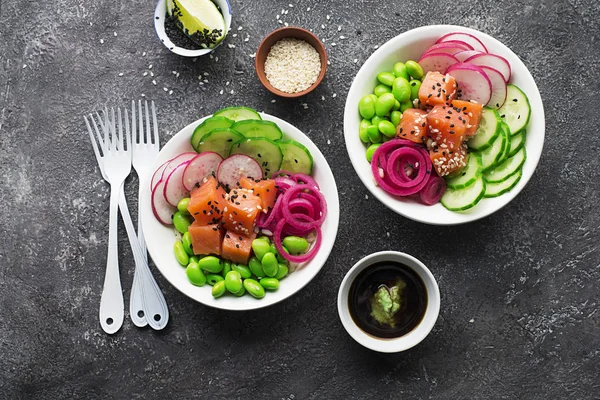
[140,113,340,311]
[154,0,232,57]
[337,251,440,353]
[343,25,545,225]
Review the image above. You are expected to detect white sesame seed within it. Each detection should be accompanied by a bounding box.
[142,51,146,56]
[374,45,379,49]
[365,194,369,199]
[152,80,157,85]
[203,79,208,83]
[278,20,283,24]
[210,54,214,59]
[100,39,104,44]
[353,58,358,63]
[22,64,27,69]
[230,89,234,94]
[250,53,256,58]
[332,93,337,98]
[226,81,230,86]
[307,7,311,11]
[228,44,236,48]
[143,71,148,77]
[118,72,124,77]
[150,71,154,77]
[233,33,237,37]
[176,72,180,78]
[321,24,325,29]
[321,95,325,101]
[271,99,276,103]
[340,36,346,39]
[326,15,330,20]
[386,232,390,237]
[238,26,243,30]
[113,32,117,37]
[276,14,280,19]
[327,139,331,145]
[338,25,342,31]
[289,3,293,7]
[327,60,330,65]
[163,87,168,92]
[141,93,145,97]
[199,82,204,85]
[149,64,153,69]
[203,72,209,76]
[169,90,173,95]
[219,89,223,95]
[244,37,249,42]
[284,22,289,26]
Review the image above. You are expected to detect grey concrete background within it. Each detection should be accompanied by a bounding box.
[0,0,598,398]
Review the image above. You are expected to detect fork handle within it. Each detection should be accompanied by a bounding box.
[118,184,169,330]
[99,181,125,334]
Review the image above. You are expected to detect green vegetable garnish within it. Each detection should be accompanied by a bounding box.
[369,280,406,327]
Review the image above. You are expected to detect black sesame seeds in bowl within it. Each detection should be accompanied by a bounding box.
[154,0,232,57]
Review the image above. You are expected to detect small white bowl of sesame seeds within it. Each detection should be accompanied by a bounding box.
[255,27,328,98]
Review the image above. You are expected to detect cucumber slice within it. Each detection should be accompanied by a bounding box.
[230,138,283,178]
[497,122,512,164]
[231,120,283,141]
[484,168,522,198]
[480,122,508,172]
[483,147,526,183]
[196,128,245,158]
[277,140,314,175]
[441,175,486,211]
[498,84,531,134]
[191,117,234,150]
[467,107,500,151]
[213,107,262,122]
[508,130,526,158]
[445,153,482,190]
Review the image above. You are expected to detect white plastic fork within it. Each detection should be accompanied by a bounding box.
[130,100,169,330]
[96,108,131,334]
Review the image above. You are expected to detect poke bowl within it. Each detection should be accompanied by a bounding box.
[343,25,545,225]
[140,108,340,311]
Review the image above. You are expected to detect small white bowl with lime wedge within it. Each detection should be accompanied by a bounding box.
[154,0,232,57]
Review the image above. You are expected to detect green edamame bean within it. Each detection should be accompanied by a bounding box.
[251,238,271,261]
[390,110,402,126]
[359,119,371,143]
[248,256,264,278]
[206,274,224,286]
[392,77,411,103]
[186,263,206,286]
[221,261,231,277]
[392,99,401,111]
[172,211,192,234]
[371,115,384,126]
[283,236,309,255]
[260,277,280,291]
[177,198,191,215]
[367,126,382,143]
[392,62,409,80]
[182,232,194,256]
[373,84,391,97]
[261,252,278,277]
[377,71,395,87]
[375,93,396,117]
[379,120,397,138]
[405,60,424,80]
[366,143,381,163]
[270,244,288,264]
[189,255,200,265]
[174,241,189,266]
[243,279,266,299]
[410,79,422,101]
[212,280,226,298]
[225,270,243,294]
[232,285,246,297]
[275,263,288,280]
[198,256,223,273]
[400,99,413,112]
[358,95,376,119]
[232,264,252,279]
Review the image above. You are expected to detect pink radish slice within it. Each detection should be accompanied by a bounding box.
[445,63,492,105]
[464,53,511,82]
[217,154,262,189]
[431,40,474,51]
[151,160,170,192]
[182,152,223,191]
[437,32,488,53]
[159,152,197,184]
[479,66,507,109]
[163,161,192,206]
[418,53,459,74]
[422,42,472,57]
[152,180,176,225]
[453,50,484,62]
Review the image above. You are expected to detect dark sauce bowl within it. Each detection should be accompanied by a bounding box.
[337,251,440,353]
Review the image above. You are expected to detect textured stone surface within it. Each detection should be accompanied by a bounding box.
[1,0,599,398]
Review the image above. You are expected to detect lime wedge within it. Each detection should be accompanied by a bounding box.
[167,0,226,48]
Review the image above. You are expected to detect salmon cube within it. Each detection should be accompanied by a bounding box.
[222,188,262,235]
[426,104,469,148]
[396,108,429,144]
[451,100,483,136]
[239,177,277,211]
[222,231,256,265]
[430,145,467,177]
[188,221,225,256]
[418,71,458,107]
[187,176,227,225]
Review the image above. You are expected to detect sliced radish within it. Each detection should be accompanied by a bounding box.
[217,154,262,189]
[159,152,196,184]
[152,180,176,225]
[437,32,488,53]
[163,161,192,206]
[182,152,223,191]
[446,63,492,105]
[464,53,511,82]
[418,53,459,74]
[453,50,484,62]
[151,160,170,192]
[422,42,472,57]
[479,66,507,109]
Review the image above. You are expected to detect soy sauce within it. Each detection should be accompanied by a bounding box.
[348,261,427,338]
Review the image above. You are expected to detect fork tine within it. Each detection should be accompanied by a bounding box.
[84,115,103,166]
[94,110,107,151]
[124,108,132,152]
[117,108,124,151]
[151,101,159,146]
[138,100,144,145]
[144,100,151,145]
[131,100,137,144]
[107,108,114,150]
